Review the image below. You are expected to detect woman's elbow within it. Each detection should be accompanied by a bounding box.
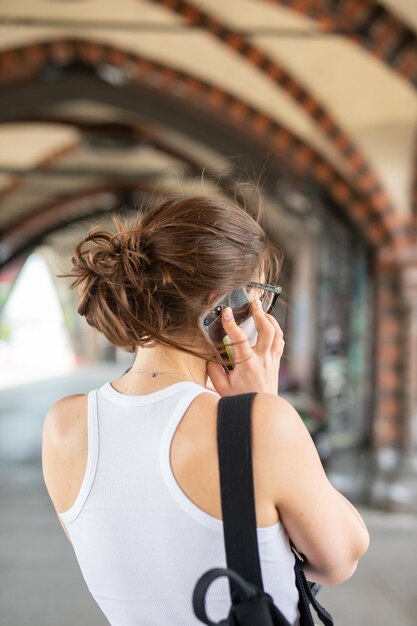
[309,529,370,586]
[304,557,359,586]
[325,559,358,585]
[326,532,370,586]
[353,525,371,561]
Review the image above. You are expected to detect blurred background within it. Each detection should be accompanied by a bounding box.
[0,1,416,625]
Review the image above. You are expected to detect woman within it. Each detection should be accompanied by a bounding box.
[42,194,370,626]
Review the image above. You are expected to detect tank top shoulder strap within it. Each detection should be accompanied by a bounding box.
[160,384,219,442]
[159,384,222,530]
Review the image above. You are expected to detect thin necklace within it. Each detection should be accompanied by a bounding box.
[128,368,194,379]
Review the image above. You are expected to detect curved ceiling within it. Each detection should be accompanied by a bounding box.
[0,0,416,269]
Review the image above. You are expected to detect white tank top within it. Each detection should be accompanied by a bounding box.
[58,381,301,626]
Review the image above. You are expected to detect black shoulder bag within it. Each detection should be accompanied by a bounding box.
[192,392,335,626]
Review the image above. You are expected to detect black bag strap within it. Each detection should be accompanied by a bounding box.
[293,561,334,626]
[192,567,266,626]
[216,392,334,626]
[217,392,264,603]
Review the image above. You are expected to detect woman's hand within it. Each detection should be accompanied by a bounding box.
[206,298,284,397]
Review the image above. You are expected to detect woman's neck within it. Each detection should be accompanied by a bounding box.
[124,343,209,389]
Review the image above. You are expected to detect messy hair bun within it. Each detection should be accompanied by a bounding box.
[57,193,283,365]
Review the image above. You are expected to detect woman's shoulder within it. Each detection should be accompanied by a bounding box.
[43,393,88,443]
[251,392,303,437]
[250,392,324,512]
[250,391,326,495]
[42,393,89,515]
[46,392,88,413]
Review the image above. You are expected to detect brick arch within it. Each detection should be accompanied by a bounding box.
[0,117,235,218]
[0,184,160,269]
[0,116,220,177]
[0,42,407,448]
[147,0,407,249]
[0,39,404,250]
[263,0,417,87]
[267,0,417,311]
[0,136,79,205]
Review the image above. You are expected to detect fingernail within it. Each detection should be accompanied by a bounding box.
[254,298,262,309]
[223,307,232,319]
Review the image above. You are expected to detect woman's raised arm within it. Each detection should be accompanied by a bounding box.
[252,393,370,586]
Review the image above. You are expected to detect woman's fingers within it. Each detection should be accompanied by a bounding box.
[263,312,285,355]
[205,374,219,394]
[204,300,285,397]
[220,307,254,365]
[219,301,283,363]
[251,300,276,353]
[206,359,229,395]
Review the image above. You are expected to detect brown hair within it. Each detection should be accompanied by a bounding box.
[56,192,283,367]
